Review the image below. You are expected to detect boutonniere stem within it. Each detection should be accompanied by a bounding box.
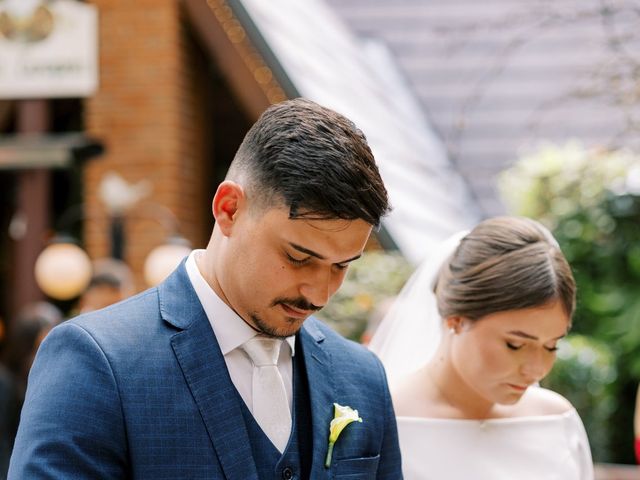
[325,403,363,468]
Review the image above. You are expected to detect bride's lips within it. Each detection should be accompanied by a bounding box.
[280,303,312,319]
[507,383,529,392]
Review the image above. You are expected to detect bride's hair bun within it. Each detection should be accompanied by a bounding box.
[434,216,576,322]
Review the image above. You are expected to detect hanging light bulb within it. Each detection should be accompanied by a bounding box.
[34,238,92,300]
[143,236,191,287]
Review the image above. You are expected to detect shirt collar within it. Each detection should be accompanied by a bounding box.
[185,250,295,356]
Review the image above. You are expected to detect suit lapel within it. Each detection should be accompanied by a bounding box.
[159,263,258,480]
[299,319,336,478]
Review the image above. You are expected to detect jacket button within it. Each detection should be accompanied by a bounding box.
[282,466,294,479]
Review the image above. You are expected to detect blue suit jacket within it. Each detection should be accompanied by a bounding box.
[9,263,402,479]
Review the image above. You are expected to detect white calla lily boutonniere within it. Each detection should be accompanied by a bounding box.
[324,403,363,468]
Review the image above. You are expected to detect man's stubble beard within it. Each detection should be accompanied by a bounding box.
[249,312,306,339]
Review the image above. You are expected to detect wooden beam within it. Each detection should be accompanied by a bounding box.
[182,0,289,121]
[11,100,50,318]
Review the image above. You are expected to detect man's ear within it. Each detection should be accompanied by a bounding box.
[212,181,245,236]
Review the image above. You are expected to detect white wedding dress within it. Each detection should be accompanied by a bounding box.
[398,409,592,479]
[369,232,595,480]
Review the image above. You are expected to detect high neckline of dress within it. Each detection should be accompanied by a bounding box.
[396,408,577,425]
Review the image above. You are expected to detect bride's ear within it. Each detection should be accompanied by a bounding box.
[445,316,464,334]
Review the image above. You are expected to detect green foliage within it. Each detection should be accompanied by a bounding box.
[317,251,414,341]
[500,141,640,463]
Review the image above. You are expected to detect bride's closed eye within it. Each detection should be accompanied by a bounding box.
[506,341,560,352]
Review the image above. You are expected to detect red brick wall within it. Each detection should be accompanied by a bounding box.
[84,0,210,290]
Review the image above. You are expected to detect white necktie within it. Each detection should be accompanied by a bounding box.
[241,335,292,452]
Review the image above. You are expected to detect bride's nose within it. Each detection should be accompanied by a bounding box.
[519,349,548,383]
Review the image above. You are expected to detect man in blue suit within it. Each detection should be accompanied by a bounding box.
[9,98,402,479]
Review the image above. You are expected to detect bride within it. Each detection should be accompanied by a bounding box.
[369,216,594,479]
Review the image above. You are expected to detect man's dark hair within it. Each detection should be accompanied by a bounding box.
[227,98,390,227]
[88,272,123,290]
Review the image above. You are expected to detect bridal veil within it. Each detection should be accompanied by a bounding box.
[368,231,468,381]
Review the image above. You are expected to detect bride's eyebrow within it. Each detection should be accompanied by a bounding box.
[507,330,538,340]
[507,331,566,341]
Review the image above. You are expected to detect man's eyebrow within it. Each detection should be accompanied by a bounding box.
[507,330,567,341]
[289,243,362,264]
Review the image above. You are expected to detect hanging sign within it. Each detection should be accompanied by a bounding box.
[0,0,98,99]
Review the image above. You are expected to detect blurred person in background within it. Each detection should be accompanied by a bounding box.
[76,258,135,314]
[2,302,63,402]
[0,302,62,478]
[0,359,16,480]
[370,216,593,479]
[0,315,16,479]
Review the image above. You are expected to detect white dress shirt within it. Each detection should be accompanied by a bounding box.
[185,250,296,414]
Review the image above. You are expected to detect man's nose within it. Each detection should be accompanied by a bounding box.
[299,268,335,309]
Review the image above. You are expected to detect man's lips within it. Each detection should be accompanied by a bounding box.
[280,303,312,319]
